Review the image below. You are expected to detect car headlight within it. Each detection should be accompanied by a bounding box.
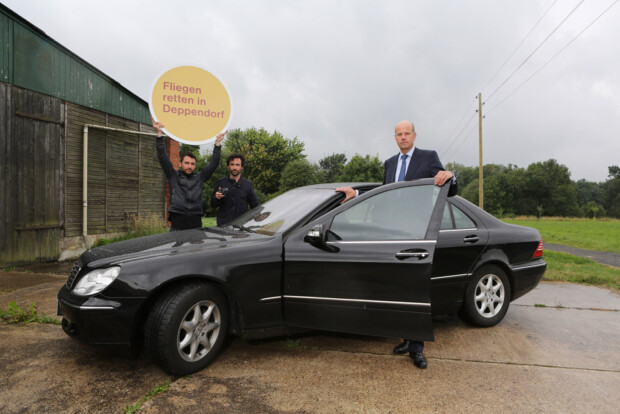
[72,266,121,296]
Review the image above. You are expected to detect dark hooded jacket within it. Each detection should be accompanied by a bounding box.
[156,137,221,216]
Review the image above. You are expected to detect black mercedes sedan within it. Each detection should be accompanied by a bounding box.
[57,179,546,375]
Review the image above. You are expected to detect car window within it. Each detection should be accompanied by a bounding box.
[440,203,453,229]
[452,204,476,229]
[227,188,339,235]
[328,185,440,241]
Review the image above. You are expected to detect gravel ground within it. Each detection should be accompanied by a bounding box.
[545,243,620,267]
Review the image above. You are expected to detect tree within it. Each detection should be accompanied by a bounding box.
[575,179,603,207]
[602,165,620,218]
[581,201,606,218]
[339,154,384,182]
[319,153,347,183]
[444,162,478,190]
[223,128,306,195]
[179,143,200,158]
[521,159,579,217]
[279,159,321,192]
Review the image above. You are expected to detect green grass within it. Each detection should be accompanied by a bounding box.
[202,216,217,227]
[124,380,172,414]
[95,213,169,246]
[502,217,620,253]
[542,250,620,291]
[0,301,61,325]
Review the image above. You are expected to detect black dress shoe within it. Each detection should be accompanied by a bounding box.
[411,352,427,369]
[393,340,410,354]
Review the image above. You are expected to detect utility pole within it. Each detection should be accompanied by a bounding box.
[478,93,483,209]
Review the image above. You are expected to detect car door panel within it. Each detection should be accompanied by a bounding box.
[283,180,448,341]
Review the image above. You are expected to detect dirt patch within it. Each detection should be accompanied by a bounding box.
[0,323,170,414]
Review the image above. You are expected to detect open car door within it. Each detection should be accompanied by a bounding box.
[283,179,449,341]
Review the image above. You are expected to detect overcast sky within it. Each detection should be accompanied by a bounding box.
[4,0,619,182]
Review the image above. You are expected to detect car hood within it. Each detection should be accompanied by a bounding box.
[81,227,269,268]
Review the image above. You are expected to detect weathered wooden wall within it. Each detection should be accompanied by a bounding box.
[0,83,64,265]
[64,103,165,237]
[1,84,166,266]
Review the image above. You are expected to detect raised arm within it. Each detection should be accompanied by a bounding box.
[153,118,175,178]
[200,131,227,181]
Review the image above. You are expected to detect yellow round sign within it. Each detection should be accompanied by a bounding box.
[149,65,232,144]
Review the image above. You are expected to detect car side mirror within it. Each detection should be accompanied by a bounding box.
[305,224,325,244]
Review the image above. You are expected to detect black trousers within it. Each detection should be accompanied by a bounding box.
[408,340,424,353]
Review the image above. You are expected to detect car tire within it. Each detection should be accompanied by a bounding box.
[144,282,228,375]
[460,265,511,327]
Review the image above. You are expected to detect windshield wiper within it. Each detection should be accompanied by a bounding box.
[232,224,256,233]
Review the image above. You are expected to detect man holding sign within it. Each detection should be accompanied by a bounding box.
[153,119,226,231]
[150,65,232,231]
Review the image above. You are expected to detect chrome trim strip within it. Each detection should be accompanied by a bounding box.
[439,228,477,232]
[510,261,547,271]
[326,240,437,245]
[283,295,430,308]
[431,273,469,280]
[259,296,282,303]
[59,299,115,311]
[77,306,115,310]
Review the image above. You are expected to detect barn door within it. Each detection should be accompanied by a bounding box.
[0,85,64,266]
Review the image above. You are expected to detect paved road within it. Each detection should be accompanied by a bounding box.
[0,271,619,413]
[545,243,620,267]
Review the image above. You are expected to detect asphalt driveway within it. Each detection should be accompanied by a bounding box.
[0,270,619,413]
[545,243,620,267]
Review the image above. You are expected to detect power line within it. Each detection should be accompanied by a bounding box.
[441,0,617,164]
[439,112,477,161]
[440,0,564,162]
[486,0,586,102]
[437,98,477,155]
[486,0,619,115]
[481,0,559,94]
[442,120,479,162]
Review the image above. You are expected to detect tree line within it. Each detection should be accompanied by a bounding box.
[182,127,620,218]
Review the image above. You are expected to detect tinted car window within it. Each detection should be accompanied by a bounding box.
[440,203,453,229]
[329,185,439,241]
[228,188,338,235]
[453,204,476,229]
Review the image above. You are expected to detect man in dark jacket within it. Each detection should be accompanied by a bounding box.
[153,119,225,230]
[336,120,457,370]
[211,153,259,226]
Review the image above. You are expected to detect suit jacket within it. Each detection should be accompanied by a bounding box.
[384,148,458,196]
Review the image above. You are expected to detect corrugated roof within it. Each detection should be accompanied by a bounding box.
[0,3,150,124]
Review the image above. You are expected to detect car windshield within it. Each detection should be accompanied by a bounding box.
[226,188,340,235]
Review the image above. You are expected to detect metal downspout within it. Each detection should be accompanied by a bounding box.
[82,125,89,240]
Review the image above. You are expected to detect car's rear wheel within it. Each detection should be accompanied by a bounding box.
[460,265,511,327]
[144,282,228,375]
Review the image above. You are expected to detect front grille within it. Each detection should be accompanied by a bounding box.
[66,261,82,290]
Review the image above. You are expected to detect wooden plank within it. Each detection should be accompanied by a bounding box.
[1,86,63,265]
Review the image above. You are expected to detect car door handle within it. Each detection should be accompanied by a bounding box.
[395,250,429,260]
[463,235,479,243]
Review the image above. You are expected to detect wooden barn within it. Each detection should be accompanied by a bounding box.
[0,4,179,267]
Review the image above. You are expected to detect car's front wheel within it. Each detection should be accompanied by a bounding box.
[460,265,511,327]
[144,282,228,375]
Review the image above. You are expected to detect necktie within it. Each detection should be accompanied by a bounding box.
[398,154,408,182]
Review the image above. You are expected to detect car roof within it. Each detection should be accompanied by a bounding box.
[296,182,381,190]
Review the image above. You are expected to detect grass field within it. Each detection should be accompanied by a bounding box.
[502,217,620,254]
[502,217,620,291]
[542,250,620,291]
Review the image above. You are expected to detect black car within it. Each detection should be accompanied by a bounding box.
[57,179,546,375]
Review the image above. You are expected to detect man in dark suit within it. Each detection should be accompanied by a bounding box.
[336,120,457,369]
